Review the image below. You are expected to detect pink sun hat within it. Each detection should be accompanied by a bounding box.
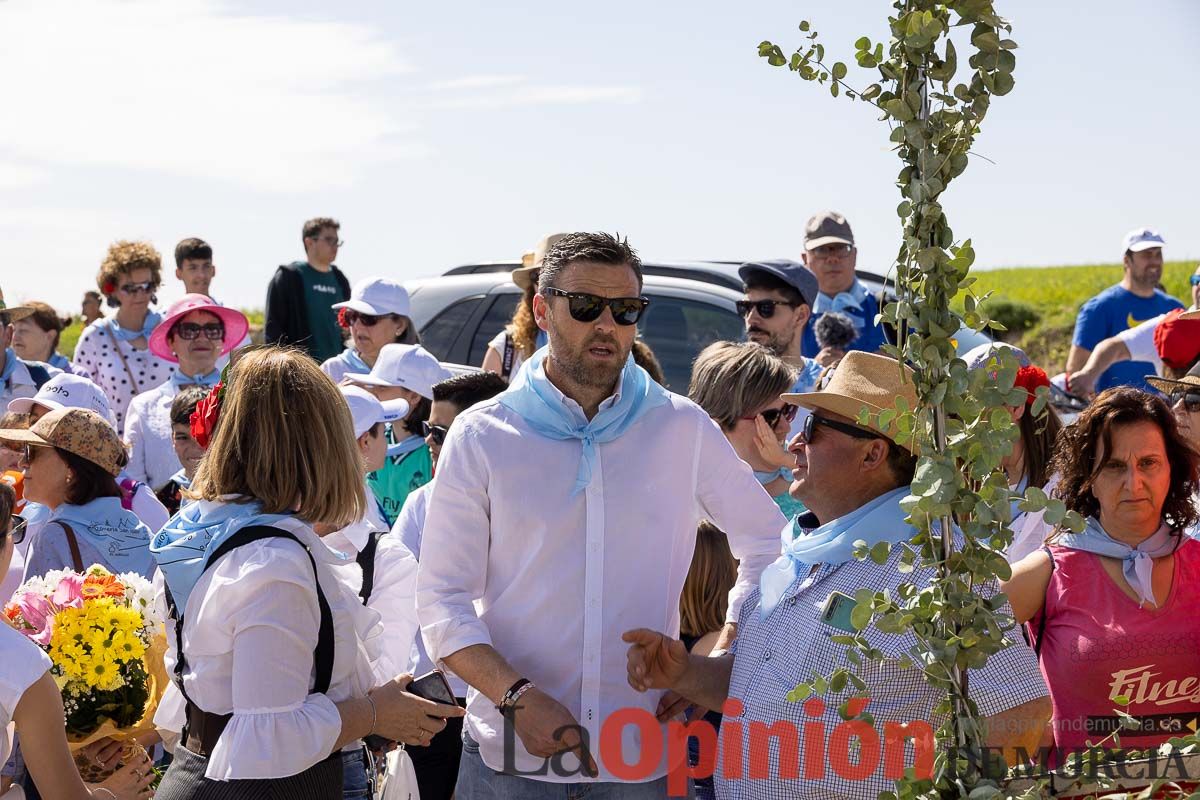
[149,294,250,363]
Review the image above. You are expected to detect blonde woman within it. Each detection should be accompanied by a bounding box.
[72,241,174,429]
[150,347,463,799]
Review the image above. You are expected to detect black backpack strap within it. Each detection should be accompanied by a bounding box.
[165,524,336,755]
[501,332,516,380]
[355,530,385,605]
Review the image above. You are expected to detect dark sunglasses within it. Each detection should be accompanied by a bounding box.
[800,413,881,444]
[1190,274,1200,286]
[736,300,798,319]
[174,322,225,341]
[119,281,155,295]
[542,287,649,326]
[343,310,387,327]
[1169,390,1200,413]
[421,421,449,445]
[3,514,27,546]
[742,403,798,428]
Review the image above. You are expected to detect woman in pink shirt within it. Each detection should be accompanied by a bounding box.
[1004,387,1200,758]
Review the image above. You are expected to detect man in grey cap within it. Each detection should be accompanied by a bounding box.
[799,210,888,358]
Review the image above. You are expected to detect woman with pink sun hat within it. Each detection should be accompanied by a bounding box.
[124,294,249,494]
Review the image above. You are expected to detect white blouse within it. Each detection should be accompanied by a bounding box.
[153,515,382,780]
[72,320,174,430]
[0,622,52,766]
[124,381,182,491]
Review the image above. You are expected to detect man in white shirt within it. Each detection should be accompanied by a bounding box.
[416,232,786,797]
[1067,263,1200,398]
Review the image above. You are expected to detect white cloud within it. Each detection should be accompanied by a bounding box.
[425,85,642,110]
[0,161,47,189]
[428,75,527,91]
[0,0,416,192]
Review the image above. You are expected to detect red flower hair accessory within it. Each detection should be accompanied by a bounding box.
[189,364,231,448]
[102,280,116,295]
[337,307,352,329]
[1014,365,1049,406]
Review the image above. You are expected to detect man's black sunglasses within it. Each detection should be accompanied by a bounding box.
[1168,390,1200,413]
[736,300,799,319]
[542,288,649,326]
[421,421,449,446]
[3,514,27,546]
[799,413,881,444]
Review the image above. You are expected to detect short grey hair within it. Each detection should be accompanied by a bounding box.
[688,341,796,430]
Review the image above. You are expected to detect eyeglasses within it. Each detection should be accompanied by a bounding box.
[799,413,881,444]
[20,444,41,465]
[420,421,449,445]
[174,322,226,341]
[1190,274,1200,286]
[2,515,27,546]
[119,281,155,295]
[343,310,386,327]
[741,403,799,428]
[1169,390,1200,413]
[542,287,649,326]
[736,300,798,319]
[313,236,344,247]
[809,243,854,257]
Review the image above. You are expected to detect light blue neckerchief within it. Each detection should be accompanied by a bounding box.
[0,348,18,386]
[49,497,155,579]
[387,430,426,459]
[150,499,291,611]
[1008,474,1030,523]
[170,368,221,388]
[812,281,871,333]
[759,485,915,618]
[754,466,793,485]
[535,329,549,349]
[342,348,371,374]
[106,312,162,342]
[1058,517,1178,607]
[48,352,72,372]
[497,345,670,496]
[169,468,191,490]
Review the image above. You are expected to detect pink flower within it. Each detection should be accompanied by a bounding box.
[16,593,56,645]
[52,574,84,609]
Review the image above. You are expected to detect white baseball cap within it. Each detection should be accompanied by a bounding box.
[332,277,411,318]
[7,373,118,427]
[345,344,453,400]
[339,385,410,439]
[1122,227,1166,253]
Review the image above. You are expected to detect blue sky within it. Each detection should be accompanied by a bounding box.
[1,0,1197,313]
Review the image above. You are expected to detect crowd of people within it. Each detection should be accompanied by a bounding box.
[0,216,1198,800]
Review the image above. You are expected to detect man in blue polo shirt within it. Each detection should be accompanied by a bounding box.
[799,211,888,359]
[1065,227,1183,393]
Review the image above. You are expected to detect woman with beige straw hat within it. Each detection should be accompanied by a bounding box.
[479,233,565,381]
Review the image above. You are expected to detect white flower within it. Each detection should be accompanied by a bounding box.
[117,571,162,633]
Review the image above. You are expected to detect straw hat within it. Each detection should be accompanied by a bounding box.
[0,407,126,476]
[1146,360,1200,396]
[782,351,918,451]
[511,232,569,291]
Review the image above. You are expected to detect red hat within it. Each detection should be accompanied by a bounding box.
[1153,308,1200,370]
[150,294,250,363]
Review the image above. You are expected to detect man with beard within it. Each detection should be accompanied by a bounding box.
[416,232,785,798]
[738,260,824,444]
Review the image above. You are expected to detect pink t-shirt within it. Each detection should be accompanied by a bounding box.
[1032,538,1200,754]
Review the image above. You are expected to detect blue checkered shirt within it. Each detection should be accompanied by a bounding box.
[714,532,1048,800]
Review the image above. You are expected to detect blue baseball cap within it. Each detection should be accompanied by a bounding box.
[737,259,819,306]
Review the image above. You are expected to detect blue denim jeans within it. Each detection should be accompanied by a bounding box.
[456,732,691,800]
[341,747,374,800]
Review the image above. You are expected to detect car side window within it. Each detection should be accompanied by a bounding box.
[419,296,485,361]
[468,294,521,367]
[638,295,744,391]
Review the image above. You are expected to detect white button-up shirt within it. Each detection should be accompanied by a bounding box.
[124,380,182,491]
[416,380,786,783]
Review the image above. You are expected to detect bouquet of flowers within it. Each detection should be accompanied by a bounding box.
[3,564,168,780]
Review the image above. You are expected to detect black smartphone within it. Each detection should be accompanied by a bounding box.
[408,670,458,709]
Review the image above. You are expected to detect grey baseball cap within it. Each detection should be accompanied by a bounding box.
[804,210,855,250]
[738,259,819,306]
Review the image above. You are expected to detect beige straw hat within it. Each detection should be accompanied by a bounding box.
[512,232,569,291]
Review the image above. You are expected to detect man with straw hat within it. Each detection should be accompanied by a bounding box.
[481,233,567,380]
[624,351,1050,799]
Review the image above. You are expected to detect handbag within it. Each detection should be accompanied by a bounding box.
[378,746,420,800]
